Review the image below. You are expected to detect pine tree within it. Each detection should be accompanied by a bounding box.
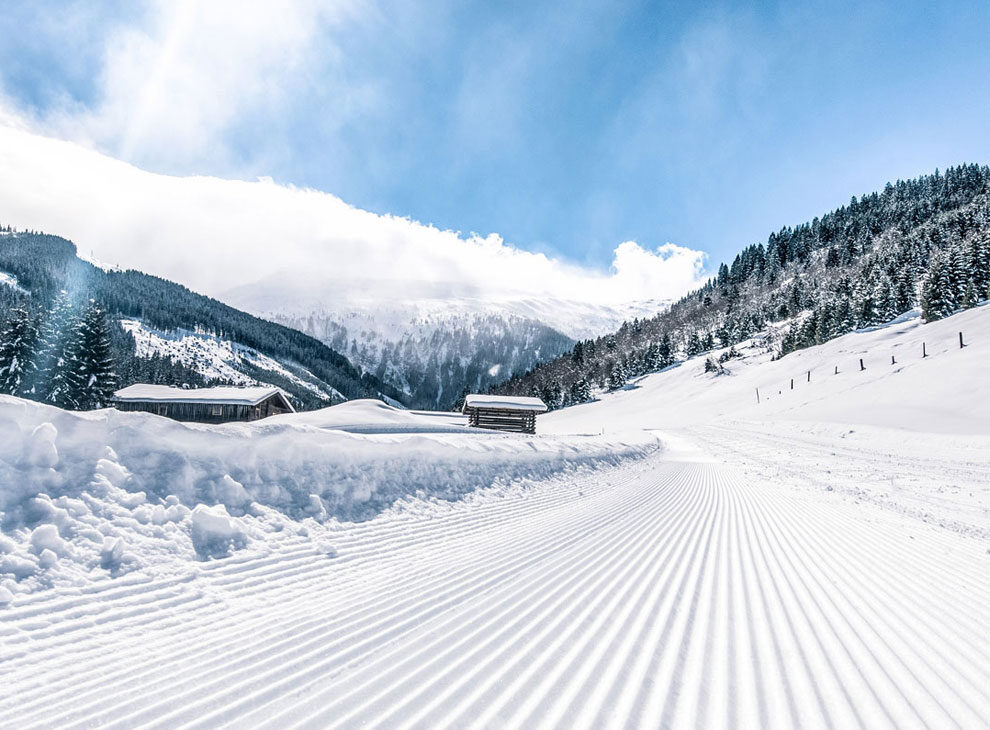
[62,301,117,410]
[0,308,40,396]
[658,333,673,365]
[893,267,914,313]
[570,378,592,404]
[34,292,78,406]
[874,277,897,322]
[685,331,702,357]
[607,361,627,391]
[921,251,954,321]
[965,235,989,302]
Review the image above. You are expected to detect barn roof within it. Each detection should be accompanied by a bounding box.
[113,384,294,410]
[463,394,548,412]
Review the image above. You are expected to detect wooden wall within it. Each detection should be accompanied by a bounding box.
[115,394,292,423]
[464,406,539,434]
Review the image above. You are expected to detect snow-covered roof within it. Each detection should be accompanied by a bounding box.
[464,394,548,412]
[113,384,293,409]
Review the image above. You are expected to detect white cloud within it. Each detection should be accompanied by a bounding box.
[32,0,363,173]
[0,121,706,306]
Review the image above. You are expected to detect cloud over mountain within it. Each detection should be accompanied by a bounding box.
[0,120,706,305]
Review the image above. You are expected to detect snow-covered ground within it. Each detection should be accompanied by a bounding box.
[0,269,28,294]
[120,319,342,402]
[1,306,989,728]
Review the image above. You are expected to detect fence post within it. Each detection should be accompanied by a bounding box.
[922,342,927,358]
[834,365,838,374]
[891,355,896,365]
[859,358,865,371]
[790,378,794,390]
[959,332,965,348]
[755,387,760,404]
[807,370,811,382]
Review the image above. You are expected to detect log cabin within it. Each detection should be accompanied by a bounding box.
[462,394,548,434]
[113,384,295,423]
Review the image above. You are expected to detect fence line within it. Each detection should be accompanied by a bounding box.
[756,331,969,404]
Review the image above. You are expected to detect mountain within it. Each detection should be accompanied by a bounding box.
[225,276,670,410]
[0,229,407,409]
[490,164,990,407]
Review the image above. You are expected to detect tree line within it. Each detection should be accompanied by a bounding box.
[490,164,990,409]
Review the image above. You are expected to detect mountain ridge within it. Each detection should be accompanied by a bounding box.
[0,229,406,409]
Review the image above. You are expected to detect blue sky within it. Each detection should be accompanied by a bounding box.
[1,0,990,277]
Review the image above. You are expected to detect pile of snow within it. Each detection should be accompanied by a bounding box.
[268,399,467,433]
[464,394,548,412]
[0,396,653,597]
[114,384,290,407]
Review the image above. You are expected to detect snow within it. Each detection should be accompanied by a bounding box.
[119,319,342,402]
[0,395,652,593]
[0,306,988,728]
[464,393,549,411]
[114,383,291,407]
[189,504,248,558]
[0,269,28,294]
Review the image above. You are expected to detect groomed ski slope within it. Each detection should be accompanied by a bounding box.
[2,307,990,728]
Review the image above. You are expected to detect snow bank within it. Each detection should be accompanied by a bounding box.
[0,396,653,596]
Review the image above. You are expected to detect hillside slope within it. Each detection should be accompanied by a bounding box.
[0,230,406,409]
[492,164,990,408]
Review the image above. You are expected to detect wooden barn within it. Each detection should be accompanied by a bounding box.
[462,394,548,434]
[113,385,295,423]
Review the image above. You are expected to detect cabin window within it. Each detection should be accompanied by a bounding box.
[211,404,223,417]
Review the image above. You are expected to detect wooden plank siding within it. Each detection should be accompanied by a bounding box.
[464,406,539,434]
[115,393,292,423]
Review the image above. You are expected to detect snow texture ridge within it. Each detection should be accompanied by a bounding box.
[0,305,988,728]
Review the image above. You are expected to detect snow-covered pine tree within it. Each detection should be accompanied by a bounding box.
[34,291,78,406]
[607,361,627,391]
[0,307,40,396]
[965,235,989,302]
[893,267,915,314]
[875,276,897,322]
[658,334,673,366]
[921,251,955,321]
[569,378,592,404]
[61,301,117,410]
[685,331,702,357]
[947,244,969,306]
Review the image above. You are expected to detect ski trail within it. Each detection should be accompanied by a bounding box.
[2,433,987,729]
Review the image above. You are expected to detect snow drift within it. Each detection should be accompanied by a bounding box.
[0,397,653,595]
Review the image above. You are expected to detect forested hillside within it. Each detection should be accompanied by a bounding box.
[491,164,990,407]
[0,230,406,409]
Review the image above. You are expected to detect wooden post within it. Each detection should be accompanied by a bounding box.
[959,332,965,348]
[807,370,811,382]
[859,358,865,371]
[891,355,896,365]
[834,365,838,374]
[922,342,927,358]
[755,387,760,404]
[790,378,793,390]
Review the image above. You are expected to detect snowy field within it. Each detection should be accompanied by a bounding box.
[2,307,989,728]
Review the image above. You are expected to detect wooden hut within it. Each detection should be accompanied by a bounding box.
[113,384,294,423]
[462,394,548,434]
